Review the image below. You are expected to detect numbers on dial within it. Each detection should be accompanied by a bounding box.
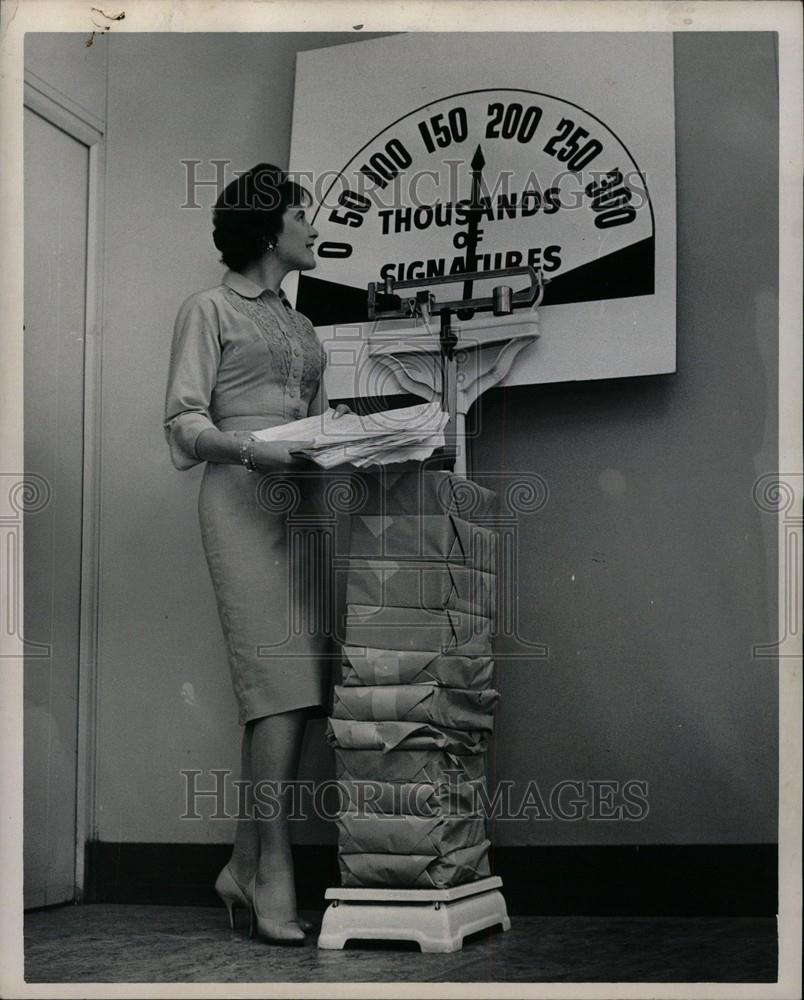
[417,107,468,153]
[585,168,637,228]
[314,94,645,269]
[329,190,372,228]
[543,117,603,171]
[485,102,542,143]
[317,241,353,259]
[358,139,413,190]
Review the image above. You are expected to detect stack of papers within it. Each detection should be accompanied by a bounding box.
[251,401,448,468]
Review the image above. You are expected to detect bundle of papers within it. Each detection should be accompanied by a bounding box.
[357,466,497,519]
[338,841,491,889]
[326,718,488,755]
[336,812,487,856]
[334,747,487,785]
[332,684,499,731]
[346,558,497,617]
[251,401,448,468]
[348,514,498,572]
[340,645,496,690]
[344,604,493,655]
[337,776,486,817]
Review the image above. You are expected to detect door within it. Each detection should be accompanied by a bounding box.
[23,103,92,908]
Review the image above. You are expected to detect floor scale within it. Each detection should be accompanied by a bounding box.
[318,266,544,952]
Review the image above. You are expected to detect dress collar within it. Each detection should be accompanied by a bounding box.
[222,269,289,303]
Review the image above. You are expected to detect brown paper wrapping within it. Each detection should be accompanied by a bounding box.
[338,841,492,889]
[335,748,487,816]
[340,646,495,690]
[334,747,486,784]
[354,466,497,520]
[336,777,485,816]
[348,514,497,573]
[345,559,496,618]
[336,812,486,855]
[332,684,499,731]
[344,603,492,654]
[331,474,500,891]
[326,718,487,754]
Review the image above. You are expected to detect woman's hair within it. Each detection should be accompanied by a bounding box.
[212,163,311,272]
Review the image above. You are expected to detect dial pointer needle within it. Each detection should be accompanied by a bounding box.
[460,144,486,314]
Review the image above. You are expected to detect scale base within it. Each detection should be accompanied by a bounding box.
[317,876,510,953]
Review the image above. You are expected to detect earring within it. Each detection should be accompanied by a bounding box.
[263,236,277,254]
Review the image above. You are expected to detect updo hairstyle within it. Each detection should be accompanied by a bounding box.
[212,163,311,272]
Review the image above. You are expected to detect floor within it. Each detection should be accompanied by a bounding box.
[24,904,777,983]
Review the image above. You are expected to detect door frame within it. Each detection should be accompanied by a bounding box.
[23,72,105,902]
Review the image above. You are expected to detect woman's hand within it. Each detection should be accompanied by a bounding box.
[332,403,353,419]
[247,439,311,471]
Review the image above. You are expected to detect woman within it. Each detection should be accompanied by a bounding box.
[164,164,348,945]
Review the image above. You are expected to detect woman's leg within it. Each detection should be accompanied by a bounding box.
[249,707,309,924]
[228,724,259,886]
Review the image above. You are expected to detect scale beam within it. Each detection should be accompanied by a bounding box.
[365,265,543,476]
[368,266,545,322]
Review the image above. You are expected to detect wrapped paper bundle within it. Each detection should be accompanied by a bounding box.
[355,466,496,521]
[252,402,448,468]
[344,604,492,654]
[336,812,486,855]
[348,513,497,573]
[332,684,499,731]
[337,777,485,816]
[327,717,487,754]
[340,646,495,690]
[346,559,496,618]
[330,470,501,893]
[334,746,486,785]
[338,841,491,889]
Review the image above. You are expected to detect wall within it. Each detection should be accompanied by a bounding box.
[474,32,778,845]
[25,32,779,847]
[95,32,387,846]
[25,32,108,125]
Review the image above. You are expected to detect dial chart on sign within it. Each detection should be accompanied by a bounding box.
[296,89,654,327]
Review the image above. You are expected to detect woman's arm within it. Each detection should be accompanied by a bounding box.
[194,428,305,470]
[193,428,244,464]
[164,296,222,470]
[181,312,350,470]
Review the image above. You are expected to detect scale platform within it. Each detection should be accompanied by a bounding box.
[317,876,510,953]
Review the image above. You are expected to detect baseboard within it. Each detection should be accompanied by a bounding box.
[84,843,777,916]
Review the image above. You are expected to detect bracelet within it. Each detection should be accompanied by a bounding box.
[239,435,258,473]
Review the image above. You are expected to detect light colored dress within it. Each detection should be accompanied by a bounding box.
[164,269,331,723]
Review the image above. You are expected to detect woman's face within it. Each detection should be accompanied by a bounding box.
[274,203,318,271]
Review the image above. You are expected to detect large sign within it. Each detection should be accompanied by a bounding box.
[289,33,676,390]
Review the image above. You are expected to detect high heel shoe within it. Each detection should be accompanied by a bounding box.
[214,864,251,930]
[217,864,314,934]
[247,875,306,946]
